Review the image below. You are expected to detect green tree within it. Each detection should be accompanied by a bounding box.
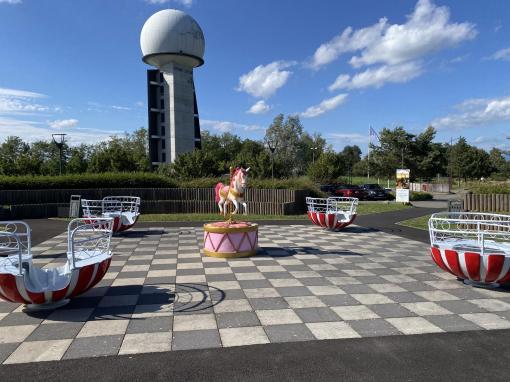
[307,152,345,183]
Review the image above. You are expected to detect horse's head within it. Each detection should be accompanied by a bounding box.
[233,167,250,189]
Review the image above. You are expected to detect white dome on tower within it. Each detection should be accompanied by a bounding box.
[140,9,205,68]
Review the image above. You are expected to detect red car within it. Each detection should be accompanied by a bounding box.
[333,184,366,199]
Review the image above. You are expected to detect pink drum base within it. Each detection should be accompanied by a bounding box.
[203,221,258,258]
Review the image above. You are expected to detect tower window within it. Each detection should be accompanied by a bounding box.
[160,113,165,122]
[161,139,166,149]
[160,99,164,109]
[162,152,166,162]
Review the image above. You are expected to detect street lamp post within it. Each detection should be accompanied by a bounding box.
[266,138,277,180]
[52,133,67,176]
[311,146,318,164]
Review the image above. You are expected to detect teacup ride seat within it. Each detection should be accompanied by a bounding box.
[429,212,510,288]
[306,197,358,231]
[82,196,140,233]
[0,218,114,310]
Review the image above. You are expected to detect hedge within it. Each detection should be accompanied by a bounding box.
[0,173,177,190]
[0,173,322,196]
[469,183,510,195]
[410,191,433,201]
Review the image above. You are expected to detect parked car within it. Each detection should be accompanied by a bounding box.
[360,184,390,200]
[319,184,338,195]
[333,184,367,199]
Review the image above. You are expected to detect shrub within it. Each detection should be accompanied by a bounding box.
[0,172,177,190]
[410,191,433,201]
[469,183,510,194]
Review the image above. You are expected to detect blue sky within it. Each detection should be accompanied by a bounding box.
[0,0,509,153]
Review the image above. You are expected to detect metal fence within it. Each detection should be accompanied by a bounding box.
[463,193,510,213]
[1,188,308,218]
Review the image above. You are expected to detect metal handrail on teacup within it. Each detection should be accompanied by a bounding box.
[306,197,358,216]
[428,212,510,257]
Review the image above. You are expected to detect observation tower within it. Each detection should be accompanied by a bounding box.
[140,9,205,165]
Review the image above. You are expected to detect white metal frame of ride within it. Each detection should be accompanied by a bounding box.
[81,196,141,230]
[0,218,113,309]
[306,197,358,218]
[429,212,510,255]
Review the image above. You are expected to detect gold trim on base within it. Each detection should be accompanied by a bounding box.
[203,223,259,234]
[203,248,257,258]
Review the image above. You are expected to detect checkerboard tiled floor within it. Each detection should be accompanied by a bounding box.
[2,224,510,364]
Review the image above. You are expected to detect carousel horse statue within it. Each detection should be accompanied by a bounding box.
[215,167,250,216]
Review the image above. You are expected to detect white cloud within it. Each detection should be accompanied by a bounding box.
[144,0,192,6]
[431,95,510,130]
[0,87,50,115]
[237,61,294,99]
[0,0,22,4]
[328,62,423,91]
[48,119,79,129]
[0,118,121,145]
[111,105,132,111]
[247,100,271,114]
[485,47,510,61]
[0,87,45,98]
[310,0,476,69]
[135,101,145,108]
[328,133,367,146]
[301,93,348,118]
[201,119,265,133]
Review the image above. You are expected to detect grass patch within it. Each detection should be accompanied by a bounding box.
[396,214,432,231]
[138,202,411,222]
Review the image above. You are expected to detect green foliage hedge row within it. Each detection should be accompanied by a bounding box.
[180,176,323,196]
[410,191,434,201]
[469,183,510,194]
[0,173,177,190]
[0,173,322,195]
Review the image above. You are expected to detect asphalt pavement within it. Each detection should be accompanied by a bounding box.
[1,329,509,381]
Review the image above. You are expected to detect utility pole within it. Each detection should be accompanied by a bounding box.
[266,138,277,180]
[52,133,67,176]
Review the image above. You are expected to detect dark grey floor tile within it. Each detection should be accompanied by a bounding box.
[116,271,148,279]
[384,292,428,303]
[370,303,416,318]
[265,324,315,343]
[0,311,50,327]
[144,277,176,285]
[340,284,376,294]
[65,296,102,309]
[210,289,246,301]
[249,297,289,310]
[319,294,361,307]
[27,322,84,341]
[349,319,401,337]
[0,302,20,313]
[427,315,484,332]
[176,269,205,276]
[63,335,123,359]
[299,278,334,287]
[276,287,313,297]
[398,282,436,292]
[0,343,19,363]
[294,307,340,323]
[172,329,221,351]
[217,312,260,329]
[127,316,173,334]
[239,280,272,289]
[206,274,237,282]
[437,300,488,315]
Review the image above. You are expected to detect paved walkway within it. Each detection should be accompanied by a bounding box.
[2,224,510,365]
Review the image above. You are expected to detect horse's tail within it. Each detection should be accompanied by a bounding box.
[215,182,224,203]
